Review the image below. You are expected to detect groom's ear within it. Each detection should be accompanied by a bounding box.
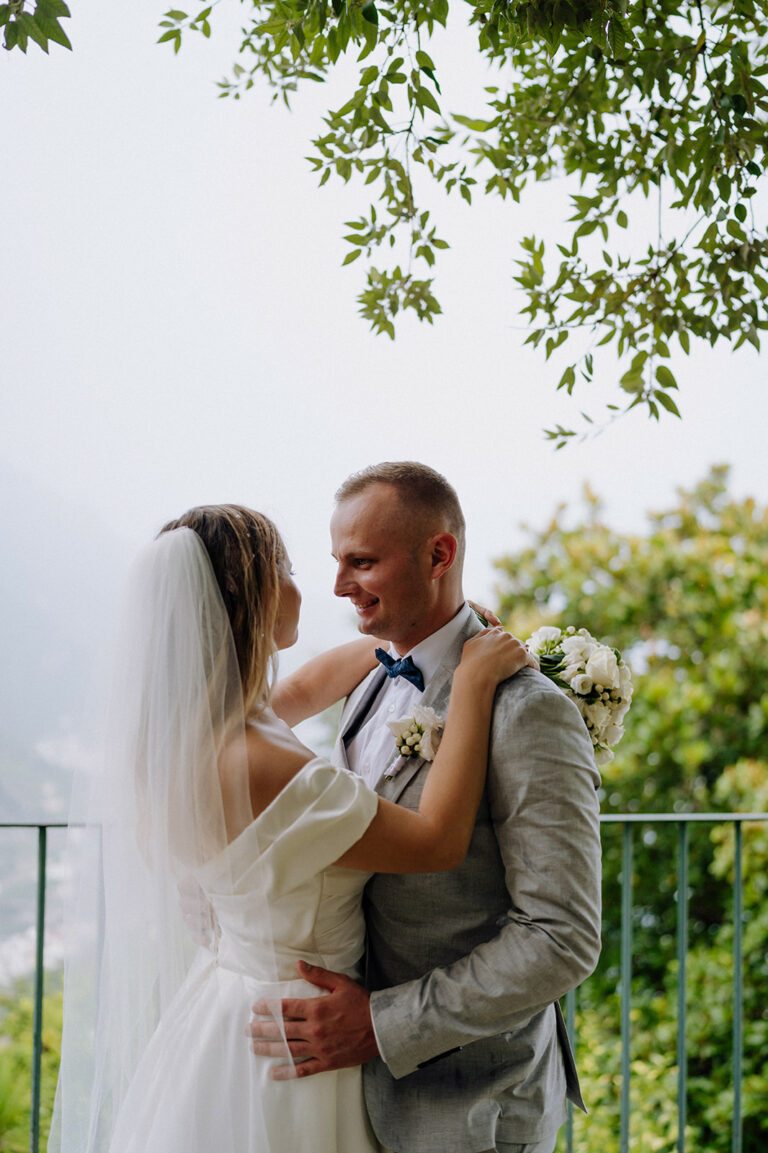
[429,533,458,578]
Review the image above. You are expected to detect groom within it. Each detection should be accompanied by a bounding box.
[253,462,602,1153]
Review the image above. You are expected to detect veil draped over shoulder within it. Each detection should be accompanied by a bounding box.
[49,528,282,1152]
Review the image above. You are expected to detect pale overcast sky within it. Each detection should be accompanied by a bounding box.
[2,0,766,671]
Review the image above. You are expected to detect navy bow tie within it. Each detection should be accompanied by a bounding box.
[375,648,425,692]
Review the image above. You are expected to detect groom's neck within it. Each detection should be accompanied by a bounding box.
[391,594,465,654]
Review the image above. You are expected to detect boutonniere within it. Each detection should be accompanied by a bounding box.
[385,706,444,778]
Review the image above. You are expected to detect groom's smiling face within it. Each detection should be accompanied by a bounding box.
[330,483,436,653]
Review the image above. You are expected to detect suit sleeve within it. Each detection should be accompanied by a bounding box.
[369,686,602,1079]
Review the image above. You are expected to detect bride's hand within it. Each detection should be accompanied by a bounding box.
[467,599,502,628]
[456,628,539,689]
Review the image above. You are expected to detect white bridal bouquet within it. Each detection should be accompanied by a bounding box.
[526,626,633,766]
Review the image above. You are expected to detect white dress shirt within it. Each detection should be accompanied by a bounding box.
[347,602,473,790]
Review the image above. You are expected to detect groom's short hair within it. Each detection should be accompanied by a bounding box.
[335,461,466,556]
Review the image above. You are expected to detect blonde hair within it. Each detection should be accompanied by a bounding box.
[158,505,286,715]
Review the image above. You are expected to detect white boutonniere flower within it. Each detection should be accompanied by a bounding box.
[386,705,444,768]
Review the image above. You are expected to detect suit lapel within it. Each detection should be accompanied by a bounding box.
[334,666,388,771]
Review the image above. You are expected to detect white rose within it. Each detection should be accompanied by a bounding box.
[561,634,590,656]
[564,639,598,667]
[418,727,442,761]
[397,705,443,762]
[603,723,624,746]
[586,647,620,690]
[585,701,611,731]
[387,715,415,741]
[570,673,594,695]
[412,705,443,731]
[527,626,562,651]
[595,746,614,767]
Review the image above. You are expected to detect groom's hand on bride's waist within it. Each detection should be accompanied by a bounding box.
[248,960,380,1080]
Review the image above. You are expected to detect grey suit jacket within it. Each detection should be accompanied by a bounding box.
[333,612,602,1153]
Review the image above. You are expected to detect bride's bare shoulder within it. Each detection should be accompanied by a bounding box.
[241,711,316,816]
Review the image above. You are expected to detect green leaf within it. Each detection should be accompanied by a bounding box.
[620,370,644,394]
[655,364,678,391]
[31,12,69,47]
[654,390,682,418]
[616,210,628,229]
[35,0,70,16]
[20,12,48,49]
[574,220,598,239]
[419,65,441,93]
[357,32,376,59]
[558,365,576,393]
[452,115,494,132]
[342,248,362,265]
[360,1,377,25]
[419,87,440,114]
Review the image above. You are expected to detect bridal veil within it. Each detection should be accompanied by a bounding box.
[49,527,284,1152]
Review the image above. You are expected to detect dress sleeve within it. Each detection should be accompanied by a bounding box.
[254,758,378,892]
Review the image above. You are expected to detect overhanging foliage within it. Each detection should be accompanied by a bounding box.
[153,0,768,439]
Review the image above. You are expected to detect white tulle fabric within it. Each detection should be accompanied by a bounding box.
[49,528,378,1153]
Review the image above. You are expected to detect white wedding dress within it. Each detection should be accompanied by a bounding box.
[106,757,379,1153]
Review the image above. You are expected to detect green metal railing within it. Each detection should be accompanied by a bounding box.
[0,822,67,1153]
[562,812,768,1153]
[2,814,767,1153]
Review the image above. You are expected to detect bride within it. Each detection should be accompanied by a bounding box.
[50,504,535,1153]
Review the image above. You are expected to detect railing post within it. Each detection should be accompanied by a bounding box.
[30,825,47,1153]
[564,988,575,1153]
[732,820,743,1153]
[677,820,689,1153]
[620,821,633,1153]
